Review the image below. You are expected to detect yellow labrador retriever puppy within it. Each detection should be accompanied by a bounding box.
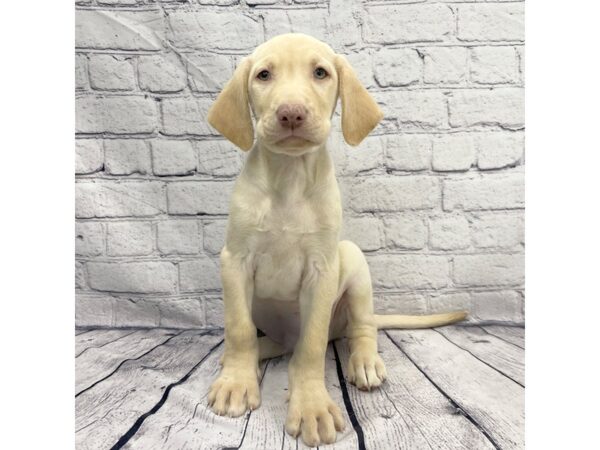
[206,33,466,446]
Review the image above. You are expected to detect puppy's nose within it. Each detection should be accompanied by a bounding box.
[276,104,307,129]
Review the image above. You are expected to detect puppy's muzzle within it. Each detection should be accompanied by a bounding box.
[276,104,308,129]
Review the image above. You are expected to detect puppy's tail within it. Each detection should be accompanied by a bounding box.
[374,311,468,330]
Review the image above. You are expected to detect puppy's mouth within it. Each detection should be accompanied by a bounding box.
[274,130,318,146]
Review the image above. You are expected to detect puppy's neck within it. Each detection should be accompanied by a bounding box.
[245,139,335,198]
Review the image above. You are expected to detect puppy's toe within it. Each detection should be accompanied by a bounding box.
[349,352,387,391]
[208,373,260,417]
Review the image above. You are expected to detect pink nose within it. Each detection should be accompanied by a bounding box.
[276,104,307,129]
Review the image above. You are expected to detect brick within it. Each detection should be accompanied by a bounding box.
[75,139,104,174]
[198,0,238,4]
[375,293,428,315]
[76,262,87,290]
[187,54,232,93]
[159,298,205,328]
[329,0,362,47]
[471,47,519,84]
[88,261,177,294]
[386,135,431,172]
[76,96,158,134]
[458,4,524,42]
[349,177,439,212]
[286,8,330,42]
[373,48,422,87]
[343,50,374,89]
[167,181,234,215]
[423,47,468,85]
[375,91,447,128]
[76,181,166,218]
[476,132,524,170]
[196,141,245,178]
[89,55,135,91]
[205,296,224,327]
[75,54,88,90]
[167,12,261,50]
[443,173,524,211]
[448,88,524,129]
[138,54,187,93]
[364,4,453,44]
[114,297,160,328]
[104,140,151,175]
[368,255,449,290]
[76,9,164,50]
[516,46,524,81]
[107,221,154,256]
[429,215,470,250]
[180,258,221,292]
[471,290,524,323]
[203,220,227,255]
[152,140,197,176]
[98,0,141,4]
[428,292,471,315]
[261,10,291,40]
[161,97,213,136]
[76,222,105,256]
[453,254,524,287]
[470,212,524,249]
[343,136,384,175]
[384,215,427,250]
[432,134,476,172]
[75,294,114,327]
[157,220,201,255]
[341,217,384,252]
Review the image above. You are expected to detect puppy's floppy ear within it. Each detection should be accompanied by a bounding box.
[335,55,383,146]
[207,57,254,151]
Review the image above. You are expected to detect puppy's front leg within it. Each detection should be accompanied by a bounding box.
[286,263,345,446]
[208,247,260,417]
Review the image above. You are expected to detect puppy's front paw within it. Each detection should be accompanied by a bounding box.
[285,384,345,447]
[208,369,260,417]
[348,350,387,391]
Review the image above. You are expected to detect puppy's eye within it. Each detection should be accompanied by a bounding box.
[257,70,271,81]
[314,67,328,79]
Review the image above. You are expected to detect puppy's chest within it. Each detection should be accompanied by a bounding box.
[250,199,331,301]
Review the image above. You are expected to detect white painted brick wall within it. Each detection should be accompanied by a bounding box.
[75,0,525,328]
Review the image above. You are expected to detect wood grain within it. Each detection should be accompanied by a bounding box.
[436,326,525,386]
[124,340,275,450]
[76,328,93,336]
[387,329,525,450]
[76,329,137,357]
[482,325,525,349]
[76,328,177,395]
[76,330,221,450]
[238,345,359,450]
[335,334,496,450]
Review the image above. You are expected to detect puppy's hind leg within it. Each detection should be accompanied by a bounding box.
[338,241,387,391]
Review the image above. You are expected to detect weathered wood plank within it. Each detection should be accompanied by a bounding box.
[76,329,137,357]
[239,355,294,450]
[437,327,524,386]
[482,325,525,349]
[76,328,177,395]
[387,329,525,450]
[335,333,496,450]
[76,330,222,450]
[238,345,359,450]
[124,340,270,450]
[76,328,93,336]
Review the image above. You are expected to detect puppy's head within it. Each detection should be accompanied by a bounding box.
[208,33,383,155]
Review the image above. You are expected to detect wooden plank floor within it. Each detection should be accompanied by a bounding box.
[75,325,524,450]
